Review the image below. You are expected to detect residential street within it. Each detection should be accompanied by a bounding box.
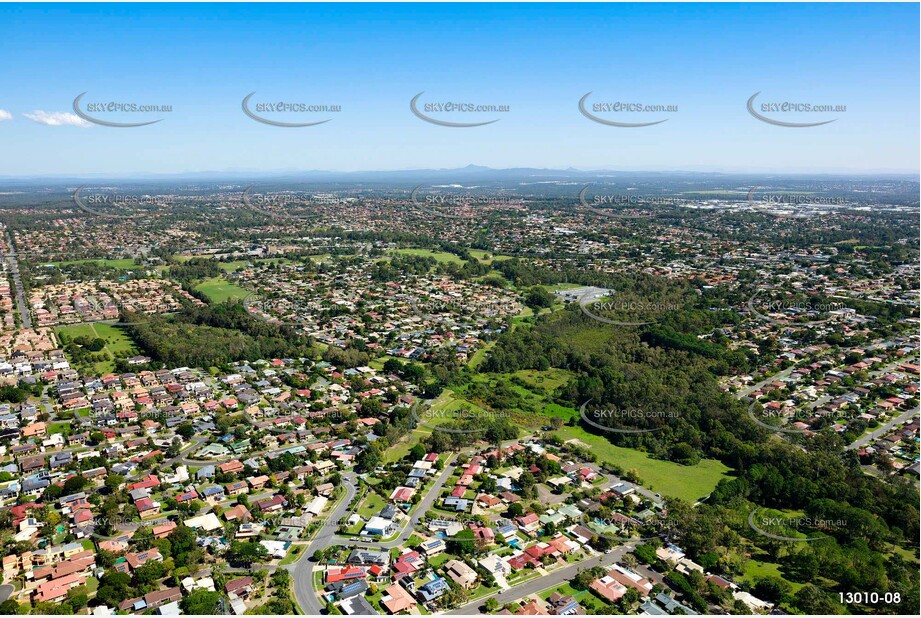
[446,542,639,615]
[846,406,919,451]
[289,457,461,613]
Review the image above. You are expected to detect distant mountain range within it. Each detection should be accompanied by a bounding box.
[0,164,916,186]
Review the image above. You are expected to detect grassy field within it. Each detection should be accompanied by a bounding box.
[389,248,465,265]
[356,492,387,519]
[56,321,139,374]
[740,555,805,592]
[384,428,432,463]
[551,425,732,503]
[384,390,479,463]
[468,342,495,370]
[47,421,70,435]
[216,258,291,272]
[194,277,250,303]
[45,258,147,269]
[467,249,513,264]
[512,368,573,392]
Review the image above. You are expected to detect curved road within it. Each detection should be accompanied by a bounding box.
[289,456,460,614]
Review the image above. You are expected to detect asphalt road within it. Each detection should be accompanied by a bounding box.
[289,471,360,615]
[289,456,460,614]
[3,230,31,328]
[846,406,919,451]
[446,542,639,615]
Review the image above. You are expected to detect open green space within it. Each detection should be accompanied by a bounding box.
[388,248,465,265]
[355,492,387,519]
[467,249,513,264]
[384,428,432,464]
[511,368,573,392]
[550,425,732,503]
[468,343,494,371]
[44,258,149,270]
[56,321,140,374]
[740,555,805,593]
[193,276,251,303]
[47,421,70,435]
[279,544,305,566]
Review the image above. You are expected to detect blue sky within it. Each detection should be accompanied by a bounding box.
[0,2,917,176]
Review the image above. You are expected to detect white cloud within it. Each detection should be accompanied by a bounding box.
[23,110,91,127]
[0,109,12,122]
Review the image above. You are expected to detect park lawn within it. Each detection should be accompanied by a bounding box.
[388,248,465,265]
[216,258,291,272]
[56,321,139,374]
[546,283,585,291]
[512,369,574,392]
[551,425,732,503]
[741,557,804,593]
[46,258,142,269]
[468,342,495,371]
[356,492,388,519]
[386,389,492,464]
[368,354,401,372]
[93,322,138,355]
[216,260,252,272]
[194,276,250,303]
[428,390,492,418]
[384,428,432,464]
[467,249,513,264]
[543,403,576,421]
